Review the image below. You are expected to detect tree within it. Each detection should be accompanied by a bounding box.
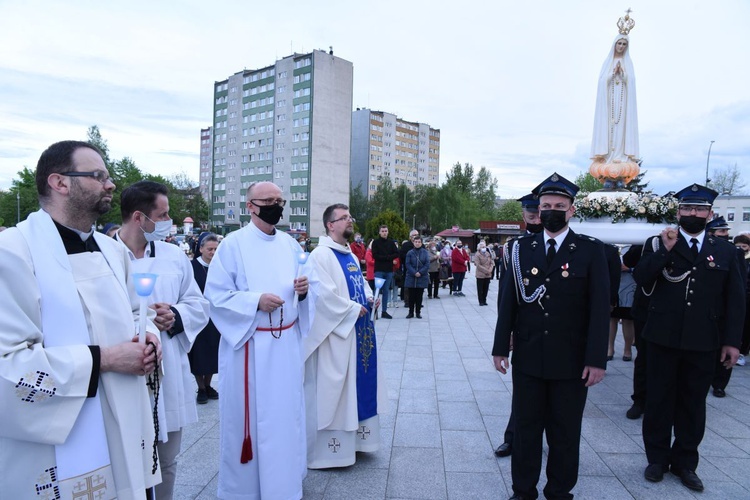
[444,162,474,194]
[574,172,604,193]
[369,177,399,216]
[496,200,522,221]
[0,167,39,226]
[626,169,650,193]
[710,164,747,195]
[364,209,408,244]
[473,166,499,214]
[349,182,371,233]
[167,172,211,229]
[87,125,112,167]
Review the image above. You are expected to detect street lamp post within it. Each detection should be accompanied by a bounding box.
[705,140,715,185]
[16,191,20,224]
[412,214,416,231]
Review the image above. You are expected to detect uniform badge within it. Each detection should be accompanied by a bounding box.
[531,267,538,275]
[561,263,569,278]
[523,278,530,286]
[707,255,715,268]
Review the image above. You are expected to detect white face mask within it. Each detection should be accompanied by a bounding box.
[141,214,172,242]
[480,248,486,253]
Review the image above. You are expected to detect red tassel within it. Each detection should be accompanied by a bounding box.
[240,436,253,463]
[241,342,254,463]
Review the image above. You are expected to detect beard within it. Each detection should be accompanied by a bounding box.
[68,179,112,220]
[343,227,354,240]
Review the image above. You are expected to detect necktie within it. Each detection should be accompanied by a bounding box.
[690,238,699,260]
[547,239,557,265]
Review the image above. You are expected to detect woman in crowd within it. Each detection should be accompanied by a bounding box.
[609,245,636,361]
[451,241,469,297]
[473,241,494,306]
[427,239,441,299]
[188,232,221,404]
[405,235,429,318]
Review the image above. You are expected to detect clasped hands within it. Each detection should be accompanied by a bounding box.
[101,332,162,376]
[257,276,309,313]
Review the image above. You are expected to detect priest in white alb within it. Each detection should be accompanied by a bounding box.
[304,204,387,469]
[115,180,210,499]
[204,181,316,500]
[0,141,162,499]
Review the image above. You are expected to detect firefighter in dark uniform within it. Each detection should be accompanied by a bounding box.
[635,184,745,492]
[493,173,609,500]
[493,193,544,458]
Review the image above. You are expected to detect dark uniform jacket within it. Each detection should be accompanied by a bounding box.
[493,230,610,379]
[634,233,745,351]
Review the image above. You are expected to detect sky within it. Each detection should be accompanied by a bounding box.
[1,0,748,198]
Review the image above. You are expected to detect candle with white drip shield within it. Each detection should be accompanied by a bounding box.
[133,273,158,344]
[293,252,309,309]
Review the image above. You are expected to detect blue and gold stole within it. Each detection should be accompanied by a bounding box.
[333,250,378,421]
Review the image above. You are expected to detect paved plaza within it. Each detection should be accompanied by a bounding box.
[174,274,750,499]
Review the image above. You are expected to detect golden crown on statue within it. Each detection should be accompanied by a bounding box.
[617,8,635,35]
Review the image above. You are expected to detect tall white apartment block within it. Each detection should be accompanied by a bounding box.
[351,109,440,198]
[198,127,212,202]
[211,50,353,237]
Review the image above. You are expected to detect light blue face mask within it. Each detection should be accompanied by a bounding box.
[141,213,173,242]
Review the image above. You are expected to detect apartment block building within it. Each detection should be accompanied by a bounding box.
[198,127,212,202]
[351,109,440,198]
[210,50,353,237]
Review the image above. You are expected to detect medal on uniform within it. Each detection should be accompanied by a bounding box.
[561,263,569,278]
[707,255,715,268]
[531,267,538,275]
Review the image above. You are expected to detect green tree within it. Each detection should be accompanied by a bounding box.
[409,185,440,234]
[444,162,474,194]
[626,169,650,193]
[0,167,40,226]
[574,172,604,193]
[473,166,499,214]
[369,177,399,216]
[87,125,112,167]
[167,172,211,230]
[349,182,371,234]
[364,209,408,244]
[496,200,522,221]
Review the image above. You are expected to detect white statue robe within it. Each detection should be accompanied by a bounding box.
[0,210,161,499]
[121,239,209,439]
[591,34,639,163]
[303,236,387,469]
[204,222,316,500]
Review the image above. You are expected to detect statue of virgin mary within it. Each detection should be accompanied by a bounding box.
[590,12,640,188]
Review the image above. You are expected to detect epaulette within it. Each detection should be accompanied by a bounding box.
[516,233,531,240]
[576,233,602,244]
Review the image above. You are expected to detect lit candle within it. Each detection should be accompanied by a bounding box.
[292,252,309,309]
[133,273,158,344]
[370,277,386,322]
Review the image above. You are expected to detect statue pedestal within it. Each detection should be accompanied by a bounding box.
[570,218,667,245]
[589,160,640,189]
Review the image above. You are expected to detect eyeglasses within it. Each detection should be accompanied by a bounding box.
[330,215,356,224]
[61,170,111,184]
[678,205,710,215]
[250,198,286,207]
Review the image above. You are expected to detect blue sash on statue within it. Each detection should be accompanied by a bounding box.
[333,250,378,421]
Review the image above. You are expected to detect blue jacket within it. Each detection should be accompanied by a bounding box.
[405,247,430,288]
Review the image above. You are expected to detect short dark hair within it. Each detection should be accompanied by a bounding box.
[734,234,750,246]
[200,233,219,247]
[36,141,104,202]
[121,180,169,221]
[379,225,388,230]
[322,203,348,235]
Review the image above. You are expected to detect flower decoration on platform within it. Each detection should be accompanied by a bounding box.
[574,192,677,224]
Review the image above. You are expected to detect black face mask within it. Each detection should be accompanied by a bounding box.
[678,215,707,235]
[539,210,568,233]
[255,204,283,225]
[526,222,544,234]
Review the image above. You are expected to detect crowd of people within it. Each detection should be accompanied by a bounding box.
[1,141,749,500]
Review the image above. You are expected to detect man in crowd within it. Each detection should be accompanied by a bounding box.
[205,181,313,499]
[115,180,209,499]
[635,184,744,492]
[372,225,399,319]
[493,173,609,499]
[303,204,386,468]
[350,231,367,275]
[493,193,544,458]
[0,140,162,497]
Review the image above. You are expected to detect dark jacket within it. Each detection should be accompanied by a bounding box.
[493,230,610,379]
[634,233,745,351]
[405,247,430,288]
[372,236,399,273]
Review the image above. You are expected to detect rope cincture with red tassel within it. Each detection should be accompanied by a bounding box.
[241,342,253,463]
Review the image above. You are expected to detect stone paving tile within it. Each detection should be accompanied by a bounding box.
[436,378,475,402]
[467,371,506,391]
[581,418,643,454]
[438,400,485,431]
[441,430,498,473]
[386,447,447,500]
[393,412,442,448]
[474,389,511,417]
[445,471,509,500]
[318,467,389,500]
[403,355,434,372]
[397,388,439,414]
[400,370,436,390]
